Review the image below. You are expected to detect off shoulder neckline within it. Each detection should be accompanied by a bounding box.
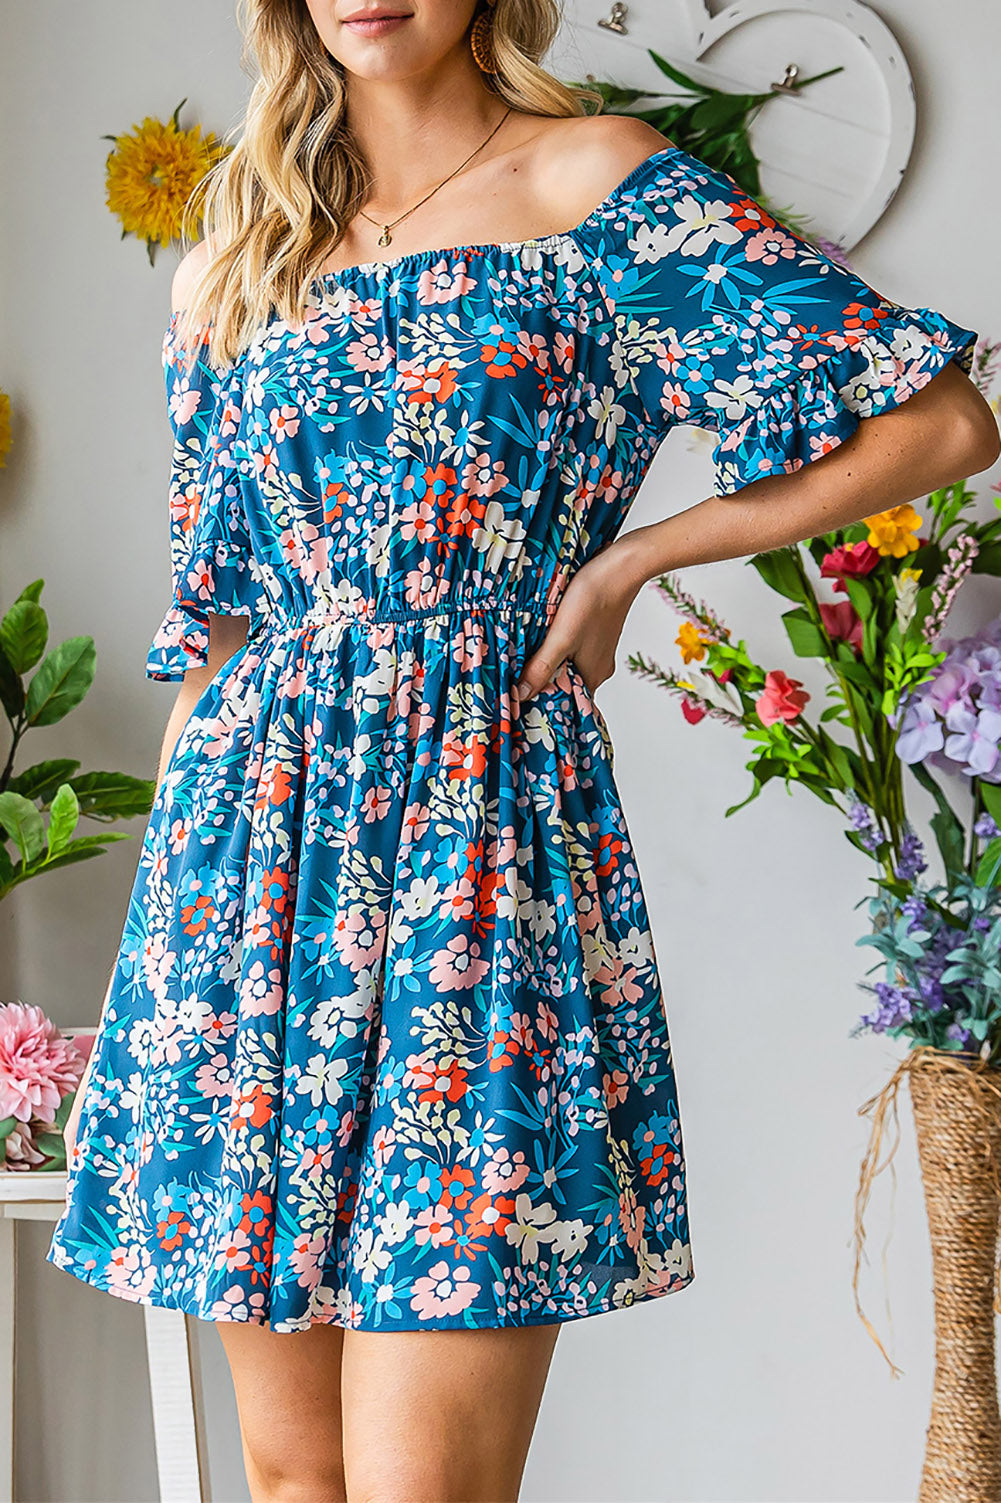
[164,142,685,333]
[307,143,684,286]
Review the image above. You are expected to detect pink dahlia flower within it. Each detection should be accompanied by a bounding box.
[0,1002,85,1125]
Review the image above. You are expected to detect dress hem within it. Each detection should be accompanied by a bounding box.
[44,1242,695,1333]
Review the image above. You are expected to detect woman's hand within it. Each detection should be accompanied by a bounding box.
[514,538,645,701]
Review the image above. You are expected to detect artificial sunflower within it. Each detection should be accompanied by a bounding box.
[0,390,11,469]
[103,98,230,266]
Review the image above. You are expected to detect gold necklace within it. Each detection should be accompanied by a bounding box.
[357,106,513,248]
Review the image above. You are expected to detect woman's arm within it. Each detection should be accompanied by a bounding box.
[63,613,249,1161]
[515,358,1001,699]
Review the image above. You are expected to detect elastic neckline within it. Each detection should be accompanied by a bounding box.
[308,144,683,286]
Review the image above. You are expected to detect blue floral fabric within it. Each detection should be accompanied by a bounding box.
[47,145,977,1331]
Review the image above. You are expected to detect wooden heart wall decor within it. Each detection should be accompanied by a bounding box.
[553,0,917,251]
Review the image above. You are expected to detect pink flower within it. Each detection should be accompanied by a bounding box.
[409,1259,480,1319]
[819,600,864,652]
[755,669,810,726]
[819,540,881,593]
[0,1002,85,1124]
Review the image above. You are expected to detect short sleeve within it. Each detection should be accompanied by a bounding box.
[146,314,270,681]
[577,147,980,497]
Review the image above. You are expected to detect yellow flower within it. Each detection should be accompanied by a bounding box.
[676,622,709,663]
[104,100,230,264]
[864,504,923,558]
[0,390,10,468]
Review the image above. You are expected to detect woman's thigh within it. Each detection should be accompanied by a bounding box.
[341,1322,561,1503]
[217,1320,347,1502]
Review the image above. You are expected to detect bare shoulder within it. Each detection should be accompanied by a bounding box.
[531,114,676,225]
[170,237,218,314]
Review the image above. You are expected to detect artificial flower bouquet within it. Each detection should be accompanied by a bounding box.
[632,338,1001,1491]
[630,464,1001,1054]
[0,1002,91,1172]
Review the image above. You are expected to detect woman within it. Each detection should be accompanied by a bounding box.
[47,0,995,1498]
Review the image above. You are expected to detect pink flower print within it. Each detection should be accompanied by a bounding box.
[361,785,392,823]
[288,1232,327,1291]
[535,1001,558,1042]
[409,1260,480,1319]
[270,405,300,442]
[604,1068,630,1108]
[745,227,799,265]
[214,1227,253,1274]
[170,382,202,428]
[185,558,215,604]
[346,331,395,372]
[481,1146,531,1195]
[218,393,242,437]
[517,330,549,368]
[462,453,508,497]
[553,331,576,369]
[415,1202,456,1249]
[416,258,476,303]
[655,379,694,424]
[194,1051,235,1099]
[105,1244,156,1299]
[397,497,438,546]
[593,955,644,1010]
[241,959,284,1017]
[429,934,490,990]
[400,801,432,847]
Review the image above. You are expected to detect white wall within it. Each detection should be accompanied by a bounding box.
[1,3,998,1500]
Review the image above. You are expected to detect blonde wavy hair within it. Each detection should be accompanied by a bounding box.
[175,0,601,371]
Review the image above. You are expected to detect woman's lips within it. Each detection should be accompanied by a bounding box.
[342,13,413,35]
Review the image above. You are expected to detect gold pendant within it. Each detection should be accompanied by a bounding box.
[378,225,392,247]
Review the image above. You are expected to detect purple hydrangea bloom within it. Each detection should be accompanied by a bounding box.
[895,616,1001,781]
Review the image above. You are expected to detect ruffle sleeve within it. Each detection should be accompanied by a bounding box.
[578,146,979,498]
[145,312,270,682]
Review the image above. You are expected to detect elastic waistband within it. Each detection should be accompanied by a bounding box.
[259,595,555,633]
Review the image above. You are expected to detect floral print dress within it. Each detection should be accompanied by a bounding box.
[47,145,977,1331]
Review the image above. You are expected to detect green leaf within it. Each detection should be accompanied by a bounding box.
[0,644,25,723]
[24,637,95,726]
[46,783,80,857]
[781,606,829,658]
[748,548,806,603]
[647,50,712,96]
[975,837,1001,889]
[68,771,156,820]
[0,600,48,674]
[930,808,966,884]
[0,792,46,865]
[979,783,1001,825]
[9,759,81,804]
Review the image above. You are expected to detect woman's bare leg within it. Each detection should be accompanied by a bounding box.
[217,1321,347,1503]
[341,1323,561,1503]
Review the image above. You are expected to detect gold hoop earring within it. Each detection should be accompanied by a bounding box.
[470,2,497,74]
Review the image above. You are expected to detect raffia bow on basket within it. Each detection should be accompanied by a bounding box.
[853,1044,1001,1503]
